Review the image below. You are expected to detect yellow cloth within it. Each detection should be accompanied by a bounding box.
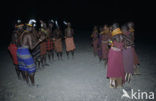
[16,24,24,28]
[112,28,122,36]
[27,24,32,27]
[129,28,135,32]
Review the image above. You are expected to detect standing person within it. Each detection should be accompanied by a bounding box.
[8,23,24,79]
[64,22,76,58]
[107,23,125,88]
[31,20,41,68]
[101,25,111,66]
[39,20,48,67]
[46,21,54,61]
[121,25,134,82]
[53,21,63,60]
[91,26,99,56]
[127,22,140,74]
[97,26,103,62]
[16,20,45,86]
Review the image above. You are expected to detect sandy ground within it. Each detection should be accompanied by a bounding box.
[0,31,156,101]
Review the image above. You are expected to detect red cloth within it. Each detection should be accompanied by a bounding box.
[40,42,47,55]
[101,34,110,59]
[46,39,53,51]
[8,44,18,65]
[65,37,76,52]
[54,38,62,52]
[107,41,125,82]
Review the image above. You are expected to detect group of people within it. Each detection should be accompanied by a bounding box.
[8,19,76,86]
[91,22,140,88]
[8,19,140,88]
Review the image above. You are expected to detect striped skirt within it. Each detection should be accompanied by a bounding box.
[17,46,36,74]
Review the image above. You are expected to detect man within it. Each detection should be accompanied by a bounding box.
[64,22,76,58]
[46,21,54,61]
[39,20,48,67]
[31,20,41,68]
[17,20,45,86]
[53,24,63,60]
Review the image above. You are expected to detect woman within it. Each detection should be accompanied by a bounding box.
[121,25,134,82]
[127,22,140,74]
[91,26,99,56]
[107,23,125,88]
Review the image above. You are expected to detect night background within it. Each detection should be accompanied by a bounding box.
[2,0,156,43]
[0,0,156,101]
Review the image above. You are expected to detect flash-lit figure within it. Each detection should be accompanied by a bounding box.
[107,23,125,88]
[91,26,99,56]
[8,21,24,79]
[100,25,111,66]
[121,25,134,82]
[97,26,103,62]
[53,25,63,60]
[64,22,76,58]
[46,21,54,61]
[127,22,140,75]
[16,20,45,86]
[39,20,48,67]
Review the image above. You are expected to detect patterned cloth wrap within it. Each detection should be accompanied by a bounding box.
[46,39,53,51]
[17,46,36,74]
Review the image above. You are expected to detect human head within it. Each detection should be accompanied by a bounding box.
[121,25,129,34]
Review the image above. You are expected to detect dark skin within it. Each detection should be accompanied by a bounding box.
[19,26,45,86]
[11,32,22,79]
[65,23,75,58]
[47,23,54,61]
[54,28,63,60]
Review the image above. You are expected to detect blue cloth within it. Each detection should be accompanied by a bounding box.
[17,46,36,74]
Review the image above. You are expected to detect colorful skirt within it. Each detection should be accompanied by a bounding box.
[101,42,109,59]
[32,45,40,61]
[17,46,36,74]
[107,47,125,82]
[46,39,53,51]
[93,39,98,54]
[65,37,76,52]
[40,42,47,55]
[54,38,62,52]
[123,47,134,74]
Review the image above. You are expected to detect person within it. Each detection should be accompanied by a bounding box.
[64,22,76,58]
[8,23,24,79]
[97,26,103,62]
[53,26,63,60]
[121,25,134,82]
[100,25,111,66]
[91,26,99,56]
[39,20,48,67]
[127,22,140,75]
[107,23,125,88]
[16,20,45,86]
[31,20,41,69]
[46,21,54,61]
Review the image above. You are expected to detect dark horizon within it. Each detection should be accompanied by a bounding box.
[2,0,155,44]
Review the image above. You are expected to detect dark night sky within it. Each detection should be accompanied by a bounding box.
[2,0,156,42]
